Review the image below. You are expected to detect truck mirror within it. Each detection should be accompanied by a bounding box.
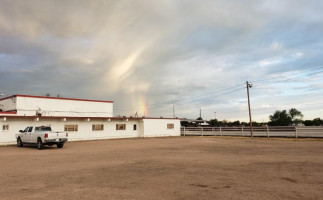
[19,130,23,132]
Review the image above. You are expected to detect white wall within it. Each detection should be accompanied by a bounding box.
[143,119,181,137]
[137,120,144,138]
[0,97,17,111]
[1,117,181,145]
[0,118,32,144]
[63,119,139,141]
[0,116,154,145]
[16,96,113,117]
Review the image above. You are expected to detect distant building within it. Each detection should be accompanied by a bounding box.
[0,95,180,145]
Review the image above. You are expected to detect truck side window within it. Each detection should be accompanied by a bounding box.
[28,127,33,132]
[23,127,29,132]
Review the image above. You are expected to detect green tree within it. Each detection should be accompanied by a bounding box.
[269,110,292,126]
[303,118,323,126]
[269,108,304,126]
[180,121,189,127]
[209,119,219,126]
[289,108,303,125]
[312,118,323,126]
[232,120,241,126]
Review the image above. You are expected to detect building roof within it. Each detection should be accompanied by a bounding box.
[0,115,180,120]
[0,94,113,103]
[0,111,17,115]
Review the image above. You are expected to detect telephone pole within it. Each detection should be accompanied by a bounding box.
[246,81,253,137]
[173,105,175,118]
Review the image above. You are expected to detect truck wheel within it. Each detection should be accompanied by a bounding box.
[57,143,64,148]
[37,138,44,150]
[17,138,23,147]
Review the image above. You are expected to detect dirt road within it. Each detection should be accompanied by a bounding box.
[0,137,322,200]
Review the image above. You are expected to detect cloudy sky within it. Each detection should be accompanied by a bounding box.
[1,0,323,121]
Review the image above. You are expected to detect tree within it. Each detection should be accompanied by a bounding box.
[312,118,323,126]
[232,120,241,126]
[268,110,292,126]
[289,108,303,125]
[180,121,189,127]
[209,119,219,126]
[303,118,323,126]
[269,108,304,126]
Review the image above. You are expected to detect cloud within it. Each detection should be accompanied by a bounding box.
[0,0,322,121]
[270,42,283,50]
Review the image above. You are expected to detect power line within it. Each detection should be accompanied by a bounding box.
[114,87,245,112]
[114,65,323,115]
[251,66,323,84]
[114,83,245,108]
[252,69,323,90]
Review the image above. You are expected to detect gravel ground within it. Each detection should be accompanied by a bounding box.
[0,136,322,200]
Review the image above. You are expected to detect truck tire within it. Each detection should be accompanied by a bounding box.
[37,138,44,150]
[17,138,23,147]
[57,143,64,148]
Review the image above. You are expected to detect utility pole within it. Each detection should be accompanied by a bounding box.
[173,105,175,118]
[199,109,202,119]
[246,81,253,137]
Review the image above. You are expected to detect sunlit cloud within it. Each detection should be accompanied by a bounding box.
[0,0,322,121]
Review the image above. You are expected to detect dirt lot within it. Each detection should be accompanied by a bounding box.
[0,136,322,200]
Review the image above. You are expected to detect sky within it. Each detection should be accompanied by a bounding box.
[0,0,323,122]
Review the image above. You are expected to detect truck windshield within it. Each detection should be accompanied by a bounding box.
[35,126,52,131]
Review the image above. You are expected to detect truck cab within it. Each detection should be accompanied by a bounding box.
[16,126,68,150]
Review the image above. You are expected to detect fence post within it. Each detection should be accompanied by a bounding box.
[220,126,222,136]
[201,127,203,136]
[242,127,244,136]
[295,126,298,138]
[267,126,269,138]
[184,126,186,136]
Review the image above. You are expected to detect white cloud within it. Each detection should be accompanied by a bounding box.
[0,0,322,121]
[295,52,304,57]
[262,104,272,108]
[270,42,283,50]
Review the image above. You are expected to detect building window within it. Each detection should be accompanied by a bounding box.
[167,123,174,129]
[116,124,126,130]
[133,124,137,131]
[2,125,9,131]
[64,125,78,132]
[92,124,104,131]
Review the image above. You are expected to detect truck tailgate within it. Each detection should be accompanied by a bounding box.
[48,132,67,139]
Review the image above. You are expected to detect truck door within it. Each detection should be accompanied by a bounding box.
[20,127,30,142]
[31,127,40,143]
[26,126,33,143]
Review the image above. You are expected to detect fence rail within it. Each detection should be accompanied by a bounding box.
[181,126,323,138]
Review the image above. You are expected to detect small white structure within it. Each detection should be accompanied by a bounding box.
[0,95,180,145]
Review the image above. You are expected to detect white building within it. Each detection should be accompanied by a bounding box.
[0,95,181,145]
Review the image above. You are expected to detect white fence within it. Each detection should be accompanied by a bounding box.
[181,126,323,138]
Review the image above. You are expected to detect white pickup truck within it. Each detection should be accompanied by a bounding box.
[16,126,68,150]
